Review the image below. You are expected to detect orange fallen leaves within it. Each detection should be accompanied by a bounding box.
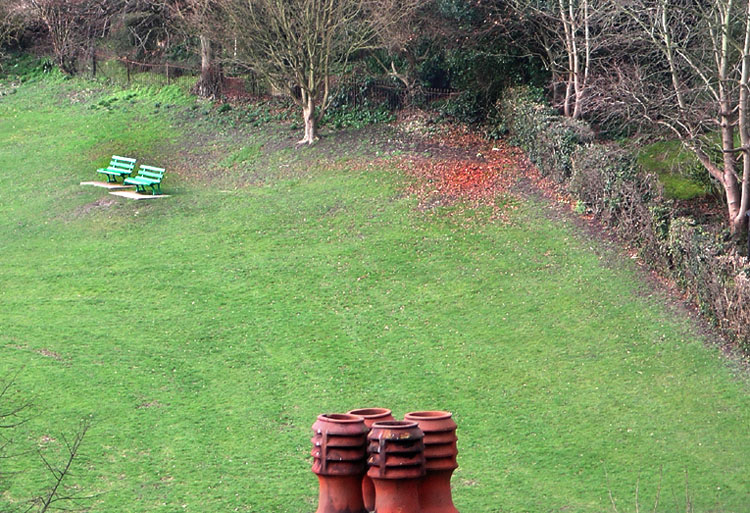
[331,118,582,222]
[392,135,523,220]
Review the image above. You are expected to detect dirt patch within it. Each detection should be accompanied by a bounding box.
[67,196,117,220]
[328,123,524,220]
[392,109,491,161]
[673,195,726,223]
[65,87,102,104]
[36,348,63,361]
[259,128,300,154]
[39,435,57,446]
[165,104,464,189]
[10,343,65,361]
[136,400,164,409]
[55,83,108,106]
[223,77,251,101]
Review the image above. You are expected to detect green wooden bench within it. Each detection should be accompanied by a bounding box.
[124,164,166,195]
[96,155,137,183]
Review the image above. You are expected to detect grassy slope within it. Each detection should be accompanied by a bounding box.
[637,140,710,201]
[1,78,748,513]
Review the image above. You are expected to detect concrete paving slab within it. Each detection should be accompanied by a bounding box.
[109,190,171,200]
[80,181,135,190]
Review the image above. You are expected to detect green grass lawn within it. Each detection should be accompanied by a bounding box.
[1,76,749,513]
[637,140,712,201]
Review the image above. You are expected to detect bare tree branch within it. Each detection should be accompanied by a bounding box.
[29,0,125,74]
[226,0,403,144]
[601,0,750,234]
[30,421,91,513]
[0,0,28,68]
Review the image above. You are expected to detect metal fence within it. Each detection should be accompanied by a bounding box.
[98,57,197,89]
[81,51,263,96]
[77,52,458,107]
[336,77,458,110]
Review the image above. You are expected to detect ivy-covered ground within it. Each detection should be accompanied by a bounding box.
[1,70,748,513]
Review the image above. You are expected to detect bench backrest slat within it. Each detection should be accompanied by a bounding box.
[108,155,136,172]
[139,165,165,173]
[136,165,166,181]
[107,163,135,172]
[112,155,136,164]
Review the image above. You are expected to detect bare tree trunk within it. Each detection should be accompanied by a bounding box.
[559,0,589,118]
[572,0,591,120]
[560,0,574,117]
[370,53,419,103]
[194,35,222,99]
[390,59,418,101]
[300,92,318,145]
[567,0,582,119]
[89,40,96,77]
[545,45,562,107]
[659,0,686,110]
[563,73,574,117]
[717,1,743,230]
[737,0,750,235]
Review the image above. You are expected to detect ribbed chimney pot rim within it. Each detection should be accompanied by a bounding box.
[318,413,366,423]
[405,410,453,420]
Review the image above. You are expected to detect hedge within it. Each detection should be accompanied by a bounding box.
[500,86,593,183]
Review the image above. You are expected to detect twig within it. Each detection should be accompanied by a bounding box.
[604,463,619,513]
[32,421,90,513]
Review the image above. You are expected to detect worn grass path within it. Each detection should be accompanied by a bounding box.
[1,77,748,513]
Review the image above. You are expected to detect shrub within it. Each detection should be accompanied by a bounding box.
[668,218,750,350]
[498,85,552,146]
[570,144,670,268]
[435,90,485,125]
[535,116,594,182]
[500,86,593,182]
[321,99,395,130]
